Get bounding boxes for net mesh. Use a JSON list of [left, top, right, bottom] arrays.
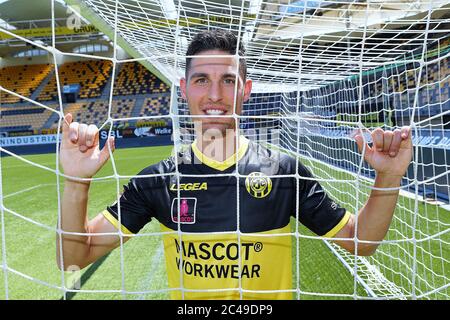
[[0, 0, 449, 299]]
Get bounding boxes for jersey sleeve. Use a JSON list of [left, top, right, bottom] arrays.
[[294, 161, 350, 237], [104, 175, 155, 235]]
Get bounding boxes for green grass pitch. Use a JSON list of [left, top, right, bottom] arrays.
[[0, 145, 447, 299]]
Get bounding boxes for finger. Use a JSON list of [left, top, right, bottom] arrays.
[[355, 134, 373, 162], [69, 121, 80, 143], [372, 128, 384, 152], [78, 123, 88, 152], [401, 126, 413, 149], [383, 131, 394, 154], [86, 124, 99, 148], [355, 134, 364, 153], [401, 126, 411, 139], [388, 129, 402, 157], [99, 136, 115, 166], [62, 113, 73, 139]]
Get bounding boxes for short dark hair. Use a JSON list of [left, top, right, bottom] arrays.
[[185, 29, 247, 80]]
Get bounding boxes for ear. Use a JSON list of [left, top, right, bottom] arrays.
[[243, 78, 252, 102], [180, 77, 187, 100]]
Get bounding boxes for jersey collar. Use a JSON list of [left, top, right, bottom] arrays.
[[191, 135, 249, 171]]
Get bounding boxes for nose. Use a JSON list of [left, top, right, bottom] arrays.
[[208, 81, 222, 102]]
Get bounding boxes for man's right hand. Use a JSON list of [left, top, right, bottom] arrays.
[[60, 113, 115, 182]]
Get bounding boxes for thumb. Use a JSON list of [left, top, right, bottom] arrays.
[[355, 134, 373, 163], [99, 136, 115, 166]]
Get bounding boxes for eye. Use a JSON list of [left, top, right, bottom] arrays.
[[195, 78, 208, 84], [224, 78, 235, 85]]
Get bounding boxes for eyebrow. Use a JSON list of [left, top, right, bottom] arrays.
[[222, 73, 239, 78], [189, 72, 240, 81], [189, 72, 208, 80]]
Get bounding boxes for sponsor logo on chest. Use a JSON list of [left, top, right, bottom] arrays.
[[171, 197, 197, 224], [170, 182, 208, 191], [245, 172, 272, 198]]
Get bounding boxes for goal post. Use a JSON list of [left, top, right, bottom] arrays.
[[0, 0, 449, 300]]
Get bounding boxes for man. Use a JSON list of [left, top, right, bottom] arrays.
[[57, 30, 413, 299]]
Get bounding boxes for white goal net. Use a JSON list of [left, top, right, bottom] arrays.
[[0, 0, 449, 300]]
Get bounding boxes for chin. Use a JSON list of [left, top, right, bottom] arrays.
[[201, 124, 234, 138]]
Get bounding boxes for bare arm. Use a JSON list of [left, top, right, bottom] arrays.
[[333, 126, 413, 256], [333, 174, 403, 256], [56, 181, 130, 270], [56, 113, 125, 270]]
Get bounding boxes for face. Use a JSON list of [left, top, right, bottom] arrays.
[[180, 49, 252, 136]]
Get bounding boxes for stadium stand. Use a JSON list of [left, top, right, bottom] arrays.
[[0, 105, 57, 132], [37, 60, 112, 101], [306, 51, 450, 122], [113, 62, 169, 96], [139, 96, 170, 116], [0, 64, 53, 103], [1, 50, 447, 135], [46, 98, 137, 129]]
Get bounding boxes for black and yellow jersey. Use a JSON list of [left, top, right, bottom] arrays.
[[103, 136, 350, 300]]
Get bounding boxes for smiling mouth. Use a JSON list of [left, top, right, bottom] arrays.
[[204, 109, 226, 116]]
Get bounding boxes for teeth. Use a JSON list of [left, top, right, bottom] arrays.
[[205, 109, 225, 115]]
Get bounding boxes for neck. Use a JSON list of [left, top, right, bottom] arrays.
[[195, 129, 238, 162]]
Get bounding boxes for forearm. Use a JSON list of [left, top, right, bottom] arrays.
[[56, 180, 92, 270], [342, 125, 412, 256], [355, 173, 402, 252]]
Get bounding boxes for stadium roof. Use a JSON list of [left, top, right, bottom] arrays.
[[0, 1, 95, 54], [1, 0, 450, 92], [0, 0, 68, 21]]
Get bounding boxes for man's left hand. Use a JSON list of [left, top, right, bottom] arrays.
[[355, 126, 413, 177]]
